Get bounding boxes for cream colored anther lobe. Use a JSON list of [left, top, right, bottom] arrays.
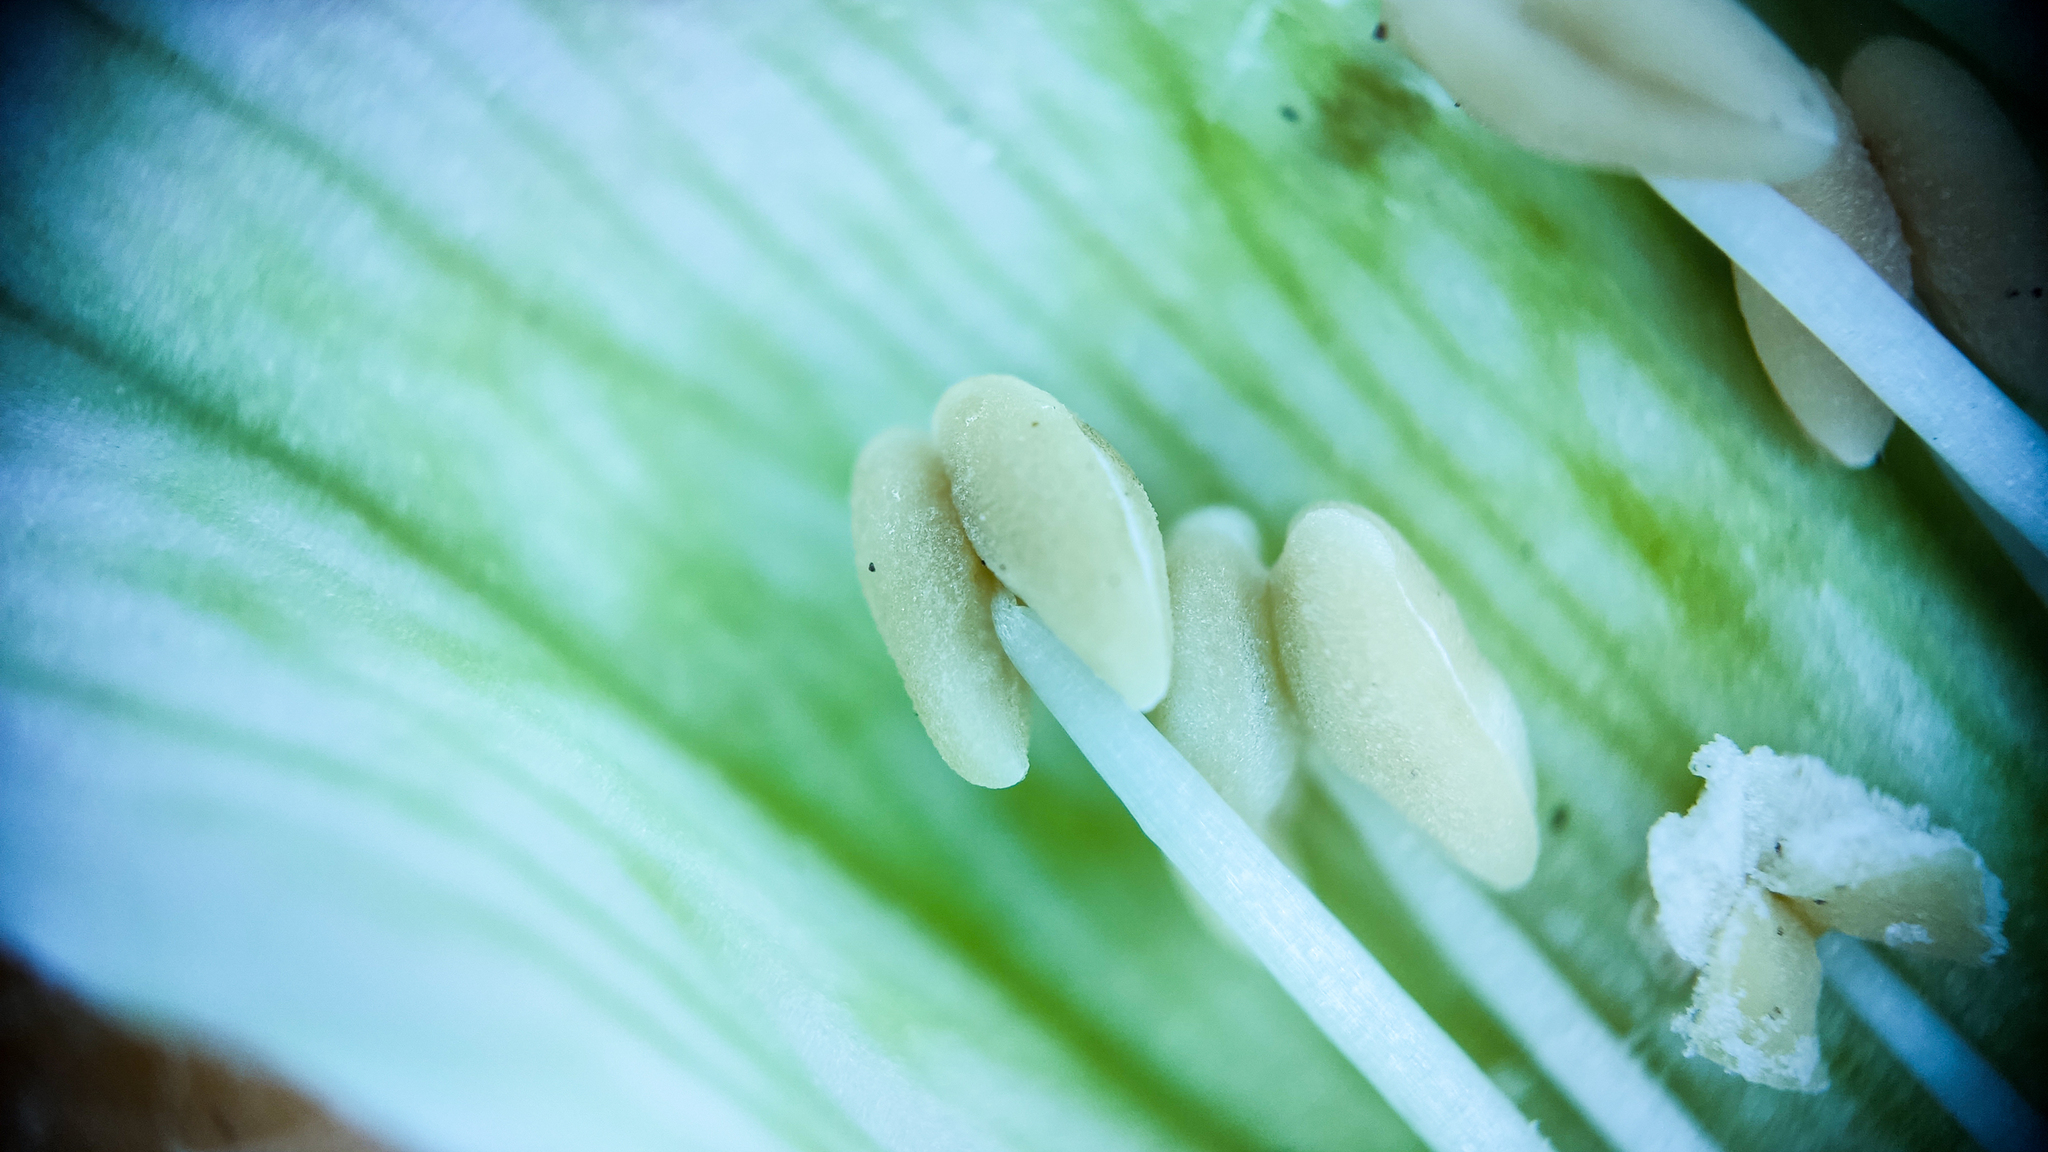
[[1735, 79, 1910, 467], [1678, 883, 1827, 1093], [1382, 0, 1836, 181], [852, 428, 1030, 788], [1152, 507, 1299, 830], [933, 375, 1172, 712], [1842, 38, 2048, 424], [1270, 502, 1538, 890]]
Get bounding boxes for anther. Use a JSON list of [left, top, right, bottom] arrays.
[[1842, 38, 2048, 425], [1270, 502, 1538, 890], [933, 375, 1173, 712], [852, 428, 1031, 788], [1152, 507, 1299, 831], [1734, 78, 1909, 467], [1380, 0, 1835, 181]]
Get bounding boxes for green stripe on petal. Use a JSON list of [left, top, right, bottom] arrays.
[[2, 1, 2042, 1151]]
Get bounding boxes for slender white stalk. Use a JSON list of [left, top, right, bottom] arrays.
[[1816, 935, 2047, 1152], [1648, 178, 2048, 553], [1935, 455, 2048, 605], [1316, 763, 1722, 1152], [992, 598, 1551, 1152]]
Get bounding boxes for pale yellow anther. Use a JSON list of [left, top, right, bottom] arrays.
[[1382, 0, 1836, 182], [1270, 502, 1537, 890], [933, 375, 1172, 712], [852, 428, 1030, 788], [1842, 37, 2048, 424], [1735, 78, 1909, 467], [1152, 507, 1299, 831], [1677, 883, 1827, 1093]]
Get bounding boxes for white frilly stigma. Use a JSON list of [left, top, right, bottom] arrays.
[[1647, 738, 2008, 1090], [1677, 880, 1828, 1093]]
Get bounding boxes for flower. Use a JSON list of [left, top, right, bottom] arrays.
[[1, 2, 2040, 1150]]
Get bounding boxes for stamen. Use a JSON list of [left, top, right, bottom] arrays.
[[1270, 503, 1539, 890], [852, 428, 1031, 788], [1380, 0, 1835, 181], [992, 596, 1553, 1152], [934, 375, 1173, 711]]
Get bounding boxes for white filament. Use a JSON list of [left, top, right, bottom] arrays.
[[1318, 764, 1723, 1152], [992, 598, 1551, 1152], [1818, 935, 2047, 1152], [1648, 178, 2048, 553]]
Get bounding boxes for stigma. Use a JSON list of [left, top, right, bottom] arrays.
[[1647, 738, 2007, 1091]]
